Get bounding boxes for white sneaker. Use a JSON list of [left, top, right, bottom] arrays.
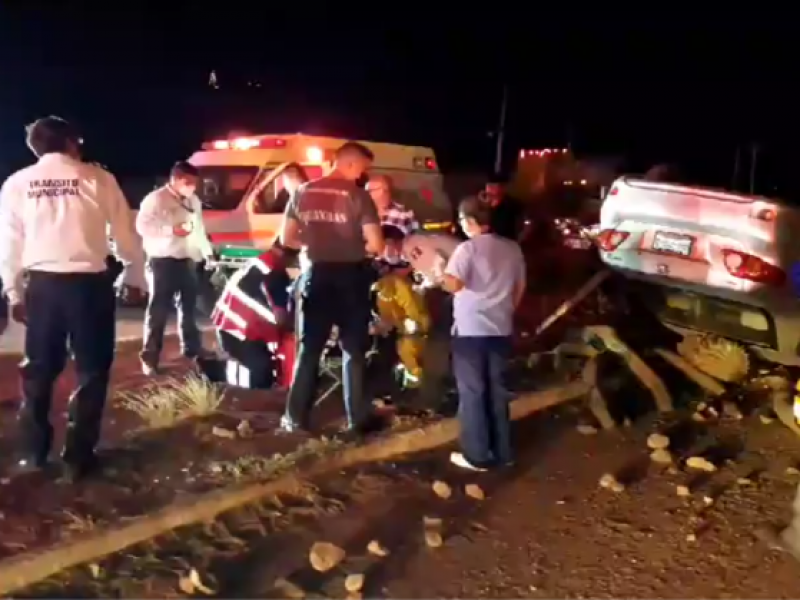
[[450, 452, 488, 472]]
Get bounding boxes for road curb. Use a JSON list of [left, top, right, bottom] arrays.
[[0, 381, 588, 596]]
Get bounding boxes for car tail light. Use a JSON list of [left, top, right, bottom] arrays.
[[721, 249, 785, 286], [607, 186, 619, 196], [596, 229, 629, 252], [750, 206, 776, 222]]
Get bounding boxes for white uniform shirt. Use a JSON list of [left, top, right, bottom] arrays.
[[135, 185, 214, 262], [0, 153, 145, 305]]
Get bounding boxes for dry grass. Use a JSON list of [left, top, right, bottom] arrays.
[[117, 374, 225, 429], [207, 437, 347, 482]]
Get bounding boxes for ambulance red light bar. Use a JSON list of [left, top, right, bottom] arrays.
[[203, 137, 288, 151]]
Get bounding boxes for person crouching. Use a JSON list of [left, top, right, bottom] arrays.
[[210, 242, 295, 389]]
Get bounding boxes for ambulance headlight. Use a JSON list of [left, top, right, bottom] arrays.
[[306, 147, 324, 163]]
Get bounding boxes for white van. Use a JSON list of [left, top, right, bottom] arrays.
[[598, 177, 800, 365]]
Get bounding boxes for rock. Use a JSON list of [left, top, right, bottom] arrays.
[[577, 424, 598, 435], [423, 516, 443, 529], [599, 473, 617, 489], [211, 426, 236, 439], [686, 456, 717, 472], [707, 407, 719, 418], [178, 569, 215, 595], [88, 563, 101, 578], [676, 485, 691, 497], [759, 414, 775, 425], [691, 412, 706, 423], [273, 577, 306, 599], [432, 480, 452, 499], [786, 467, 800, 476], [345, 574, 365, 592], [309, 542, 346, 572], [647, 433, 670, 450], [697, 401, 708, 412], [686, 533, 697, 542], [424, 529, 443, 548], [610, 481, 625, 493], [702, 496, 714, 506], [667, 466, 680, 475], [236, 420, 253, 438], [465, 483, 485, 500], [367, 539, 389, 557], [737, 477, 754, 486], [650, 449, 673, 464]]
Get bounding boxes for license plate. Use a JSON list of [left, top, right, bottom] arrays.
[[652, 232, 694, 256]]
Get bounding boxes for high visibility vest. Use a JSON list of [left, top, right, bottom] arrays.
[[211, 252, 290, 343]]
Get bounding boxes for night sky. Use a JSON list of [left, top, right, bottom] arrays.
[[0, 6, 798, 196]]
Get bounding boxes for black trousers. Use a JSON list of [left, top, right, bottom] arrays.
[[285, 261, 373, 428], [19, 271, 116, 464], [217, 330, 275, 389], [142, 257, 201, 362]]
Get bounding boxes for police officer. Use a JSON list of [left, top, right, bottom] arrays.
[[0, 116, 145, 480], [136, 161, 216, 375], [279, 142, 385, 434]]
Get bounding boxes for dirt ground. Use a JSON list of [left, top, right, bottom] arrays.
[[15, 395, 800, 599], [0, 332, 360, 564]]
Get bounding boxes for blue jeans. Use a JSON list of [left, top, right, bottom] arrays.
[[451, 335, 513, 466]]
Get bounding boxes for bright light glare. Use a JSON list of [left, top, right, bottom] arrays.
[[306, 146, 324, 163]]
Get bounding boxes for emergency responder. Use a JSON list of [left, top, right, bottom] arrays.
[[211, 241, 295, 389], [0, 116, 144, 480], [372, 226, 430, 388], [136, 161, 216, 375], [279, 141, 385, 435]]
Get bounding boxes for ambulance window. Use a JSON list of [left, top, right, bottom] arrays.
[[252, 166, 326, 214], [195, 166, 259, 211]]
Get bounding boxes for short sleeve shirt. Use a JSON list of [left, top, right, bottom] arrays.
[[284, 176, 379, 263]]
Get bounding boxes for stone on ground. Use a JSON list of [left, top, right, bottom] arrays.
[[647, 433, 670, 450], [367, 539, 390, 557], [309, 541, 346, 572], [465, 483, 485, 500], [345, 574, 365, 592], [432, 480, 452, 499]]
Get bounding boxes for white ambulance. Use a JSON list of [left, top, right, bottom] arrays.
[[187, 133, 453, 270]]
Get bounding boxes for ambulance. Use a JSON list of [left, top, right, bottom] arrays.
[[186, 133, 454, 271]]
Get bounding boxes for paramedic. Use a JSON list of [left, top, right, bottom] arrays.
[[279, 141, 385, 435], [372, 225, 430, 390], [211, 241, 295, 389], [136, 161, 216, 375], [0, 116, 144, 479]]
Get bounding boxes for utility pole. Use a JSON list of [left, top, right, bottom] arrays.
[[731, 145, 740, 190], [493, 84, 508, 176], [749, 143, 759, 194]]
